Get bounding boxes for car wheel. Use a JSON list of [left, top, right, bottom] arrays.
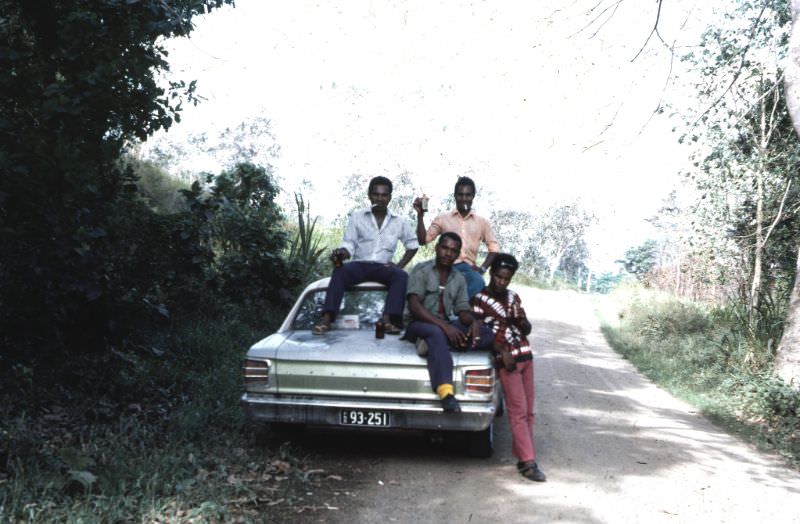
[[464, 423, 494, 458]]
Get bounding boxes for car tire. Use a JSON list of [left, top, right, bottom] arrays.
[[464, 423, 494, 458]]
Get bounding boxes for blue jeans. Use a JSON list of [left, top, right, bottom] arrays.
[[405, 319, 493, 391], [323, 261, 408, 321], [454, 262, 486, 299]]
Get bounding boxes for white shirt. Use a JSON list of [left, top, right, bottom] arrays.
[[340, 208, 419, 263]]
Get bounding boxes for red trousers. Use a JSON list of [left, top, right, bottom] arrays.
[[499, 359, 536, 463]]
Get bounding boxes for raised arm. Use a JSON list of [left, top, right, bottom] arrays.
[[478, 252, 497, 273], [413, 197, 428, 245], [478, 217, 500, 271]]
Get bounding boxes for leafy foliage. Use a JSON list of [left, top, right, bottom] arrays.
[[670, 0, 800, 308], [142, 114, 281, 181], [286, 194, 329, 288], [0, 0, 235, 361], [205, 163, 298, 305], [620, 240, 659, 282], [490, 203, 594, 284]]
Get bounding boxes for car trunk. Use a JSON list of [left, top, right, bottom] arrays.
[[273, 330, 486, 399]]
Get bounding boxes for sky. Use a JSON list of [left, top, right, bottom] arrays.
[[145, 0, 715, 272]]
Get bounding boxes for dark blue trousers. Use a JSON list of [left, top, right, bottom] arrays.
[[405, 319, 493, 391], [324, 261, 408, 320]]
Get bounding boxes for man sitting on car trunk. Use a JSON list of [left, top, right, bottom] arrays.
[[404, 232, 494, 412], [313, 176, 419, 335]]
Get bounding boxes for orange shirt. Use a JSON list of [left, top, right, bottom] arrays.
[[425, 209, 500, 265]]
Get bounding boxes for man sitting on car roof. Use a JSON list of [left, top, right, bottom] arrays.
[[313, 176, 419, 335], [404, 232, 494, 412]]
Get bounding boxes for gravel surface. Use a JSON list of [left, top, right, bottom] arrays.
[[283, 288, 800, 524]]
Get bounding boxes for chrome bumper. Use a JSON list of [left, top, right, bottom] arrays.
[[241, 393, 497, 432]]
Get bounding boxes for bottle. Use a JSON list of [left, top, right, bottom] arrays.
[[375, 321, 385, 339]]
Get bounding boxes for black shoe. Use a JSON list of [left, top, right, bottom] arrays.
[[519, 461, 546, 482], [441, 394, 461, 413]]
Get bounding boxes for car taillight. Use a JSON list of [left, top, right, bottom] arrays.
[[243, 358, 270, 387], [465, 368, 494, 393]]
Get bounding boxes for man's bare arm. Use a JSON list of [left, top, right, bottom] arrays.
[[396, 248, 418, 269]]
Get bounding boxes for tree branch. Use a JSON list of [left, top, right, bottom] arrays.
[[691, 0, 774, 127], [763, 179, 792, 247], [631, 0, 665, 62], [572, 0, 624, 39]]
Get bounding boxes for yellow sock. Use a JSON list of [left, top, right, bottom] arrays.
[[437, 383, 454, 399]]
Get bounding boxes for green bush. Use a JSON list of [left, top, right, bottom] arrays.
[[0, 0, 234, 364], [625, 298, 711, 339], [601, 285, 800, 465], [285, 193, 329, 289], [127, 158, 190, 214]]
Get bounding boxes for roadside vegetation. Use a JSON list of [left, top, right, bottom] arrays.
[[0, 158, 336, 521], [602, 0, 800, 468], [599, 285, 800, 466]]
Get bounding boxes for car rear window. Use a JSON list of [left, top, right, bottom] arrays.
[[292, 288, 388, 331]]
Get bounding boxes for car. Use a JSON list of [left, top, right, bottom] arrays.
[[241, 277, 501, 457]]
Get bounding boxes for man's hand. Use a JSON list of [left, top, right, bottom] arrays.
[[511, 303, 532, 334], [500, 350, 516, 372], [469, 319, 482, 348], [412, 197, 426, 215], [330, 248, 350, 263], [442, 323, 467, 348]]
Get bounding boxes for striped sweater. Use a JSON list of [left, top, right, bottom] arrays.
[[471, 288, 533, 362]]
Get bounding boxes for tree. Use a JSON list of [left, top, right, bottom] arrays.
[[490, 210, 538, 274], [777, 0, 800, 386], [621, 240, 659, 282], [204, 163, 296, 305], [531, 203, 595, 284], [141, 114, 281, 181], [677, 0, 797, 308], [0, 1, 234, 358]]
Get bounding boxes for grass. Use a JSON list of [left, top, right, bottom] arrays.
[[0, 307, 324, 523], [597, 285, 800, 467]]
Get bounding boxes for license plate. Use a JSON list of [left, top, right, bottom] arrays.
[[339, 409, 390, 427]]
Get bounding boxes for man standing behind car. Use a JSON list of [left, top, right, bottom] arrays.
[[404, 232, 494, 412], [313, 176, 419, 335], [413, 176, 500, 299]]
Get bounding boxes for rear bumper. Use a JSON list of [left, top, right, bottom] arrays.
[[241, 393, 497, 432]]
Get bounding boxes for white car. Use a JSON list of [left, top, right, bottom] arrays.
[[241, 278, 501, 457]]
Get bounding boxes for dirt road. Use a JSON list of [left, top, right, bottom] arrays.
[[286, 288, 800, 523]]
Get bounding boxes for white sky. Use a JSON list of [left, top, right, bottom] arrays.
[[149, 0, 714, 272]]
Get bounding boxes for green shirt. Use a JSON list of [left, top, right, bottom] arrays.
[[404, 259, 469, 322]]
